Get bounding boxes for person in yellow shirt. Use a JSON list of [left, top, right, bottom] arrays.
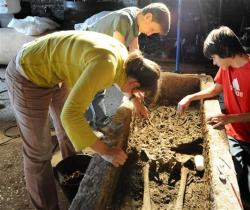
[[5, 30, 161, 210]]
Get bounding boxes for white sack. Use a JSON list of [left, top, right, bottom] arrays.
[[8, 16, 59, 35]]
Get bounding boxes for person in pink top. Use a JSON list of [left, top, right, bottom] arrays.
[[178, 26, 250, 208]]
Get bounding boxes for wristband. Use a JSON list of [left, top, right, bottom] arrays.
[[129, 94, 135, 101]]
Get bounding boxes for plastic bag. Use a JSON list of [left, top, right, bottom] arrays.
[[7, 16, 59, 35], [0, 0, 21, 14]]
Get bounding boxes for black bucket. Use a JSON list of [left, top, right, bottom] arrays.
[[54, 154, 92, 203]]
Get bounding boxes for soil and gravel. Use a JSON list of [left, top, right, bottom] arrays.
[[112, 106, 211, 210]]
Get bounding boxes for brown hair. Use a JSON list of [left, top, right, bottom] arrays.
[[203, 26, 246, 59], [125, 50, 161, 92], [141, 3, 171, 35]]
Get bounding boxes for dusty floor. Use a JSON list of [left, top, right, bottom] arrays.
[[112, 106, 210, 210], [0, 137, 70, 210], [0, 137, 31, 210]]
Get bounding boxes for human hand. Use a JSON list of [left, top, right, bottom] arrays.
[[129, 90, 149, 118], [104, 146, 128, 167], [132, 97, 149, 118], [177, 95, 192, 115], [206, 113, 230, 130], [132, 90, 145, 101], [91, 139, 127, 167]]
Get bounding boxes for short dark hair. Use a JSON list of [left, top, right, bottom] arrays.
[[203, 26, 246, 59], [125, 50, 160, 92], [141, 3, 171, 35]]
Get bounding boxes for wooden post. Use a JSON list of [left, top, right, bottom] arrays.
[[142, 162, 151, 210], [174, 167, 189, 210]]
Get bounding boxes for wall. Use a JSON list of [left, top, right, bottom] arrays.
[[30, 0, 64, 21], [29, 0, 137, 23]]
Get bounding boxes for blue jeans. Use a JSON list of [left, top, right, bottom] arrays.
[[84, 89, 111, 129], [228, 136, 250, 205]]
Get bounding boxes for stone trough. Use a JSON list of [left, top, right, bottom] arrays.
[[69, 72, 241, 210]]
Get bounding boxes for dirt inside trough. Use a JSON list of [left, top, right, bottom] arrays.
[[112, 106, 211, 210]]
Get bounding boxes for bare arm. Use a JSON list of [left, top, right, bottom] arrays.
[[129, 37, 139, 51], [113, 31, 125, 45], [113, 31, 139, 51], [178, 83, 223, 114], [207, 112, 250, 129], [228, 112, 250, 123], [186, 83, 222, 101]]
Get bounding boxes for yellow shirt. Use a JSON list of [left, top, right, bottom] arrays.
[[20, 30, 128, 151]]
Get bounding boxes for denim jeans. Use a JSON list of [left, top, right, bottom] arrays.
[[85, 89, 111, 129], [228, 135, 250, 206]]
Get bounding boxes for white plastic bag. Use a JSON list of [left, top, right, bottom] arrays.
[[74, 11, 110, 31], [7, 16, 59, 35], [0, 0, 21, 14]]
